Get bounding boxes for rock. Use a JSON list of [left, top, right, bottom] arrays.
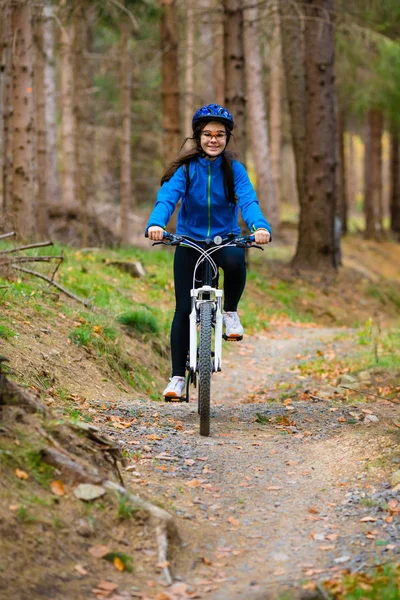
[[106, 260, 145, 278], [76, 518, 94, 537], [333, 555, 350, 564], [363, 414, 379, 424], [390, 470, 400, 487], [337, 374, 358, 385], [358, 371, 372, 382], [73, 483, 106, 501]]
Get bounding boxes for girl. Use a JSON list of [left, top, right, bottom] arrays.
[[146, 104, 271, 399]]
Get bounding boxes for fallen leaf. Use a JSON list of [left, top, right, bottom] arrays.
[[185, 479, 200, 488], [50, 480, 66, 496], [227, 516, 240, 527], [15, 468, 29, 480], [74, 564, 88, 576], [113, 557, 125, 572], [92, 581, 118, 596], [185, 459, 195, 466], [267, 486, 282, 491], [360, 516, 377, 523]]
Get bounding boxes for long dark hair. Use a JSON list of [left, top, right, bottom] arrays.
[[161, 123, 238, 204]]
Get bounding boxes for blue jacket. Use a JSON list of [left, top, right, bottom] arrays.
[[146, 154, 272, 239]]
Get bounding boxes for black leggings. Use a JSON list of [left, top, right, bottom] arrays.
[[170, 245, 246, 376]]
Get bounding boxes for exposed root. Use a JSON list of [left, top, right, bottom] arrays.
[[104, 480, 179, 585]]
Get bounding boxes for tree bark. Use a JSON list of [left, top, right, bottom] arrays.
[[223, 0, 246, 161], [120, 17, 132, 245], [198, 0, 214, 105], [213, 3, 225, 105], [278, 0, 306, 206], [243, 2, 277, 227], [11, 0, 36, 239], [364, 108, 383, 240], [160, 0, 181, 165], [390, 125, 400, 240], [337, 109, 348, 235], [183, 0, 194, 139], [292, 0, 338, 271], [0, 2, 12, 215], [34, 4, 48, 239], [43, 1, 60, 204], [60, 11, 76, 208], [269, 2, 282, 223]]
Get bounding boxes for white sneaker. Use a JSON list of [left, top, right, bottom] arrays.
[[223, 311, 244, 338], [163, 376, 186, 399]]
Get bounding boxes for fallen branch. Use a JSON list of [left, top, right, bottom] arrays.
[[0, 240, 53, 254], [0, 232, 16, 240], [104, 480, 178, 585], [13, 266, 92, 308], [339, 385, 400, 404], [8, 255, 63, 263]]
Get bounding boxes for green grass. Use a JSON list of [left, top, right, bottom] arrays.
[[323, 563, 400, 599], [117, 309, 159, 334], [0, 323, 16, 339]]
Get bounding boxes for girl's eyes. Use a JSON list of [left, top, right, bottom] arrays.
[[202, 132, 227, 140]]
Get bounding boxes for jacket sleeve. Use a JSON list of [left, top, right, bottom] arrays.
[[233, 161, 272, 237], [146, 166, 187, 231]]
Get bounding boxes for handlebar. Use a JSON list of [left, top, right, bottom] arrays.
[[145, 231, 263, 250]]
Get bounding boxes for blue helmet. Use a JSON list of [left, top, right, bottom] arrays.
[[192, 104, 234, 131]]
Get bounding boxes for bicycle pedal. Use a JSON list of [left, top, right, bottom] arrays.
[[164, 396, 188, 403], [223, 334, 243, 342]]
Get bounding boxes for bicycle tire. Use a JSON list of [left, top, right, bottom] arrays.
[[198, 302, 212, 436]]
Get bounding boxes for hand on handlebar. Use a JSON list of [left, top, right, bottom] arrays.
[[147, 226, 165, 241], [254, 229, 271, 245]]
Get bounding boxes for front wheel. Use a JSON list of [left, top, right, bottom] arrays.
[[198, 302, 212, 436]]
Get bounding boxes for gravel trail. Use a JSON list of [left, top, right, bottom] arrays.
[[95, 325, 400, 599]]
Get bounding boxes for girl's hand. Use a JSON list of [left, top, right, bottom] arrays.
[[254, 229, 271, 245], [148, 226, 165, 241]]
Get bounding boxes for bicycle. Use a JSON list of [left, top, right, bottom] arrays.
[[149, 232, 263, 437]]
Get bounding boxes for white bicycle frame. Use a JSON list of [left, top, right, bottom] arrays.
[[189, 285, 223, 374], [186, 239, 231, 376]]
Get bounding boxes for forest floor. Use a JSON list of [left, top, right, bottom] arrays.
[[0, 235, 400, 599]]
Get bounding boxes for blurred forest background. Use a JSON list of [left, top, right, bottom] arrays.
[[1, 0, 400, 270]]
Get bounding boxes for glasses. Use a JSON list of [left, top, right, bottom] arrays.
[[201, 131, 227, 140]]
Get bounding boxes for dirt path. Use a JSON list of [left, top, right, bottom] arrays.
[[96, 325, 400, 599]]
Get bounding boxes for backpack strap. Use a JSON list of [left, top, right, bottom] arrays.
[[183, 163, 191, 197]]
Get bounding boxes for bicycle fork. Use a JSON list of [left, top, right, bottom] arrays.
[[189, 285, 223, 374]]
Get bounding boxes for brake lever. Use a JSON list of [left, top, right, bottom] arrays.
[[152, 241, 169, 247]]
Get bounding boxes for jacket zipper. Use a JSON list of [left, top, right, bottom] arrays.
[[207, 164, 211, 236]]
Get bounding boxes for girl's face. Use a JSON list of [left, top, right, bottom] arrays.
[[200, 121, 228, 159]]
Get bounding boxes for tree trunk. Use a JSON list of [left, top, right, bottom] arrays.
[[183, 0, 194, 139], [0, 2, 12, 215], [337, 110, 348, 235], [269, 2, 282, 222], [243, 2, 277, 227], [364, 108, 383, 240], [198, 0, 214, 105], [213, 3, 225, 105], [292, 0, 338, 271], [43, 1, 60, 204], [390, 126, 400, 240], [346, 129, 357, 214], [11, 1, 36, 239], [60, 12, 76, 208], [278, 0, 306, 206], [120, 18, 132, 245], [34, 4, 48, 239], [223, 0, 246, 161], [160, 0, 181, 165]]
